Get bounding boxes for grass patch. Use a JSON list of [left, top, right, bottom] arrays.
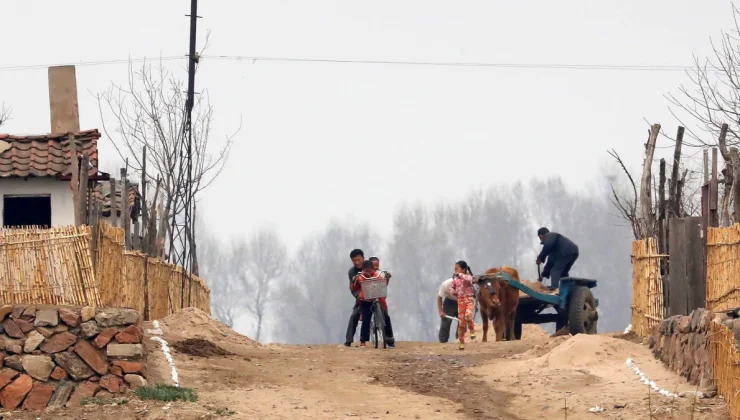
[[134, 384, 197, 402]]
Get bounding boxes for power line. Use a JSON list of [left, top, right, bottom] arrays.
[[202, 55, 712, 72], [0, 56, 186, 72], [0, 54, 721, 73]]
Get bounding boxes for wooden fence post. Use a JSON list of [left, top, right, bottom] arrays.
[[141, 147, 148, 255], [69, 135, 80, 226], [669, 126, 685, 218], [78, 153, 89, 226], [132, 182, 140, 251], [121, 168, 130, 250], [732, 147, 740, 222], [110, 178, 118, 228], [658, 159, 667, 275], [641, 125, 661, 238], [90, 201, 100, 276], [711, 147, 719, 228]]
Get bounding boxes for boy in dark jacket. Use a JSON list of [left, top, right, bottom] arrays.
[[535, 227, 579, 291]]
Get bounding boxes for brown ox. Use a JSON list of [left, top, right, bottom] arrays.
[[477, 266, 521, 342]]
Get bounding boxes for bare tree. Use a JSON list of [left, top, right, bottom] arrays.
[[607, 149, 644, 240], [666, 5, 740, 224], [96, 56, 240, 264], [196, 219, 242, 328], [0, 103, 10, 127], [666, 5, 740, 149], [607, 124, 703, 240], [229, 228, 287, 341], [387, 204, 454, 341]]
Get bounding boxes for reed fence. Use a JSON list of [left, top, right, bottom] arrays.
[[0, 226, 100, 306], [630, 225, 740, 419], [711, 322, 740, 420], [96, 221, 210, 319], [706, 224, 740, 312], [631, 238, 664, 337]]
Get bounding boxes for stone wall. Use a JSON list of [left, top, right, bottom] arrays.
[[0, 304, 146, 410], [648, 308, 715, 393]]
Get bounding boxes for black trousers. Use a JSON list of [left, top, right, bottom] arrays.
[[345, 300, 361, 344], [549, 252, 579, 290], [438, 298, 459, 343], [359, 301, 395, 344]]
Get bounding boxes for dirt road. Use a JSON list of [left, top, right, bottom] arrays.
[[6, 309, 730, 419]]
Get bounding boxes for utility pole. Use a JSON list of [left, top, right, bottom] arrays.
[[175, 0, 200, 309]]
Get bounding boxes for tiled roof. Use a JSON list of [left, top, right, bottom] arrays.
[[0, 129, 100, 178], [93, 181, 140, 218]]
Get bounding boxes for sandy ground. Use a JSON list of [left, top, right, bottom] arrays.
[[3, 309, 730, 419]]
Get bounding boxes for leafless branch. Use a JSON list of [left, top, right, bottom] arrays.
[[666, 6, 740, 150], [607, 149, 643, 240], [0, 103, 12, 127], [95, 57, 240, 261]]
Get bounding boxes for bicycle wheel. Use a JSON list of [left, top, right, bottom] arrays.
[[373, 301, 386, 349], [370, 317, 378, 348]]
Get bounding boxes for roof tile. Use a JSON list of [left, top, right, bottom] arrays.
[[0, 130, 100, 178]]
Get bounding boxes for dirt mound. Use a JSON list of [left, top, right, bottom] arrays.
[[507, 334, 645, 371], [158, 308, 259, 346], [537, 334, 641, 368], [172, 338, 234, 357], [521, 324, 550, 341], [512, 335, 570, 359]]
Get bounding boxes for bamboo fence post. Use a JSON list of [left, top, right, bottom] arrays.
[[631, 238, 664, 337]]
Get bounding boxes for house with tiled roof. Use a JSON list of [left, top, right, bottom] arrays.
[[0, 66, 138, 228], [0, 130, 104, 226]]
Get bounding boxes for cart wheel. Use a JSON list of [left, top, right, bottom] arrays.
[[568, 286, 598, 335]]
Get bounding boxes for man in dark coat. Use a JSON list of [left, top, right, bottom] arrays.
[[535, 227, 579, 291], [344, 249, 365, 347]]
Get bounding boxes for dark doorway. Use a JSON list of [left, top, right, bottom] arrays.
[[3, 195, 51, 227]]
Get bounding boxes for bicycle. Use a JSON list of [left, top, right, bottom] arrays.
[[368, 299, 386, 349], [359, 272, 389, 349]]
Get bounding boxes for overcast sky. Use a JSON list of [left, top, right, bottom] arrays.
[[1, 0, 734, 249]]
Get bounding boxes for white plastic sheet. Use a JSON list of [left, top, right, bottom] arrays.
[[150, 320, 179, 387]]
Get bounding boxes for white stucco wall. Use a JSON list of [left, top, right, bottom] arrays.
[[0, 178, 74, 226]]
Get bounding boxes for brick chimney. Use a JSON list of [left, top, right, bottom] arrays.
[[48, 65, 80, 133]]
